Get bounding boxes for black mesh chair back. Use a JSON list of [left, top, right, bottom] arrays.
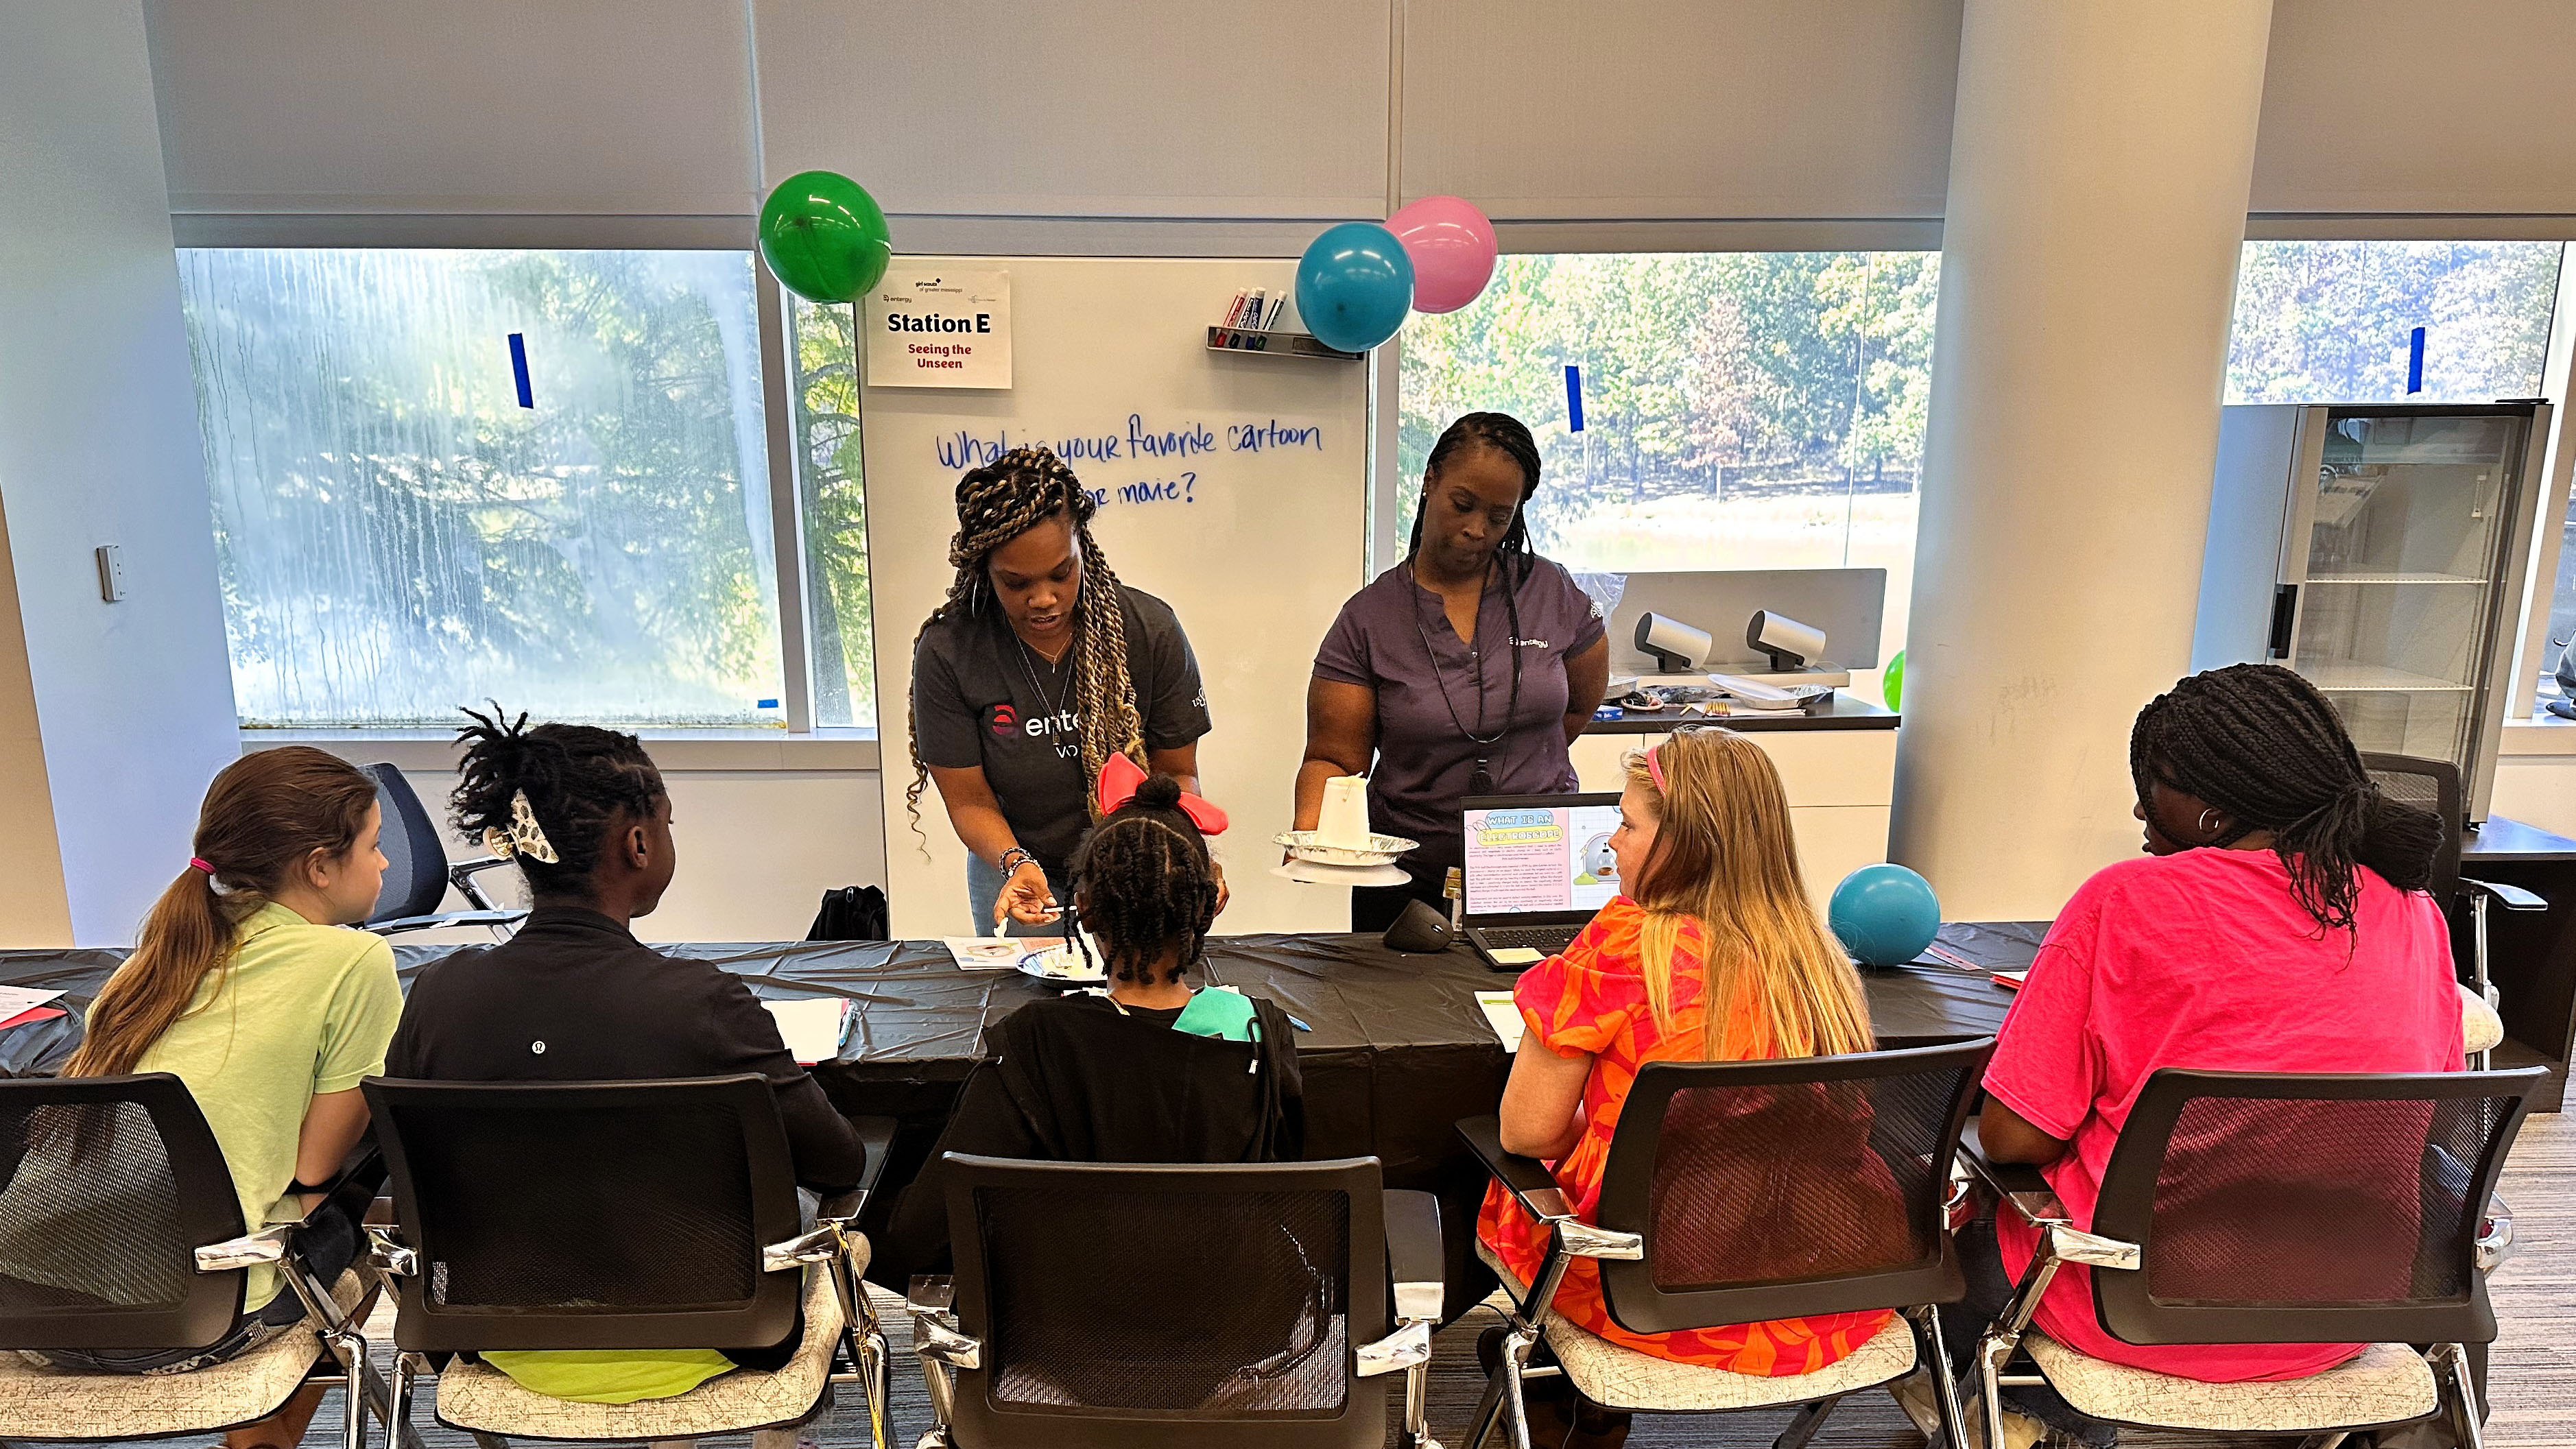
[[365, 1075, 802, 1354], [2089, 1066, 2540, 1348], [363, 763, 450, 924], [2361, 752, 2461, 906], [942, 1154, 1387, 1449], [1590, 1038, 1992, 1335], [0, 1075, 248, 1350]]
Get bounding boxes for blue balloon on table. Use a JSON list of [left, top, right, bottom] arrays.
[[1295, 221, 1414, 353], [1828, 863, 1942, 968]]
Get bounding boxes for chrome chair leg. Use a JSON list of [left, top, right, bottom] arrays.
[[1974, 1331, 2016, 1449], [1909, 1305, 1969, 1449], [318, 1326, 370, 1449], [1497, 1324, 1540, 1449], [2442, 1343, 2488, 1449], [1464, 1357, 1510, 1449]]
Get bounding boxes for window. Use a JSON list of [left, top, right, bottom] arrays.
[[787, 297, 876, 728], [2225, 241, 2560, 404], [1397, 251, 1940, 671], [180, 248, 785, 727]]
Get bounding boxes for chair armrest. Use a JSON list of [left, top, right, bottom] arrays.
[[195, 1223, 293, 1273], [1383, 1190, 1444, 1326], [363, 909, 527, 936], [365, 1225, 417, 1278], [2479, 1193, 2516, 1273], [447, 855, 521, 910], [1955, 1123, 2062, 1225], [1458, 1114, 1569, 1220], [905, 1276, 981, 1368], [2462, 876, 2547, 911], [1354, 1319, 1433, 1378]]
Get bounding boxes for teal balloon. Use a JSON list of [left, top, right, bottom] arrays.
[[1828, 863, 1941, 968], [1296, 222, 1414, 353], [1883, 648, 1907, 712], [759, 170, 892, 304]]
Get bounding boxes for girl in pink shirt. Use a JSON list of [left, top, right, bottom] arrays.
[[1961, 664, 2457, 1446]]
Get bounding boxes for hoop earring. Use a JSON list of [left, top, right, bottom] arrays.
[[2196, 808, 2223, 836]]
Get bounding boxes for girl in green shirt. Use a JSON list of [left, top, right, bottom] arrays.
[[11, 747, 396, 1449]]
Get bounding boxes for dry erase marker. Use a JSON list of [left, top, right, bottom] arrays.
[[1219, 288, 1248, 345], [1237, 288, 1265, 348]]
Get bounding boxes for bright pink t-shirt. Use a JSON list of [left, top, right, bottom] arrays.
[[1984, 847, 2461, 1382]]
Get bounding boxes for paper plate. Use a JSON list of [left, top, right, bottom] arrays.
[[1013, 935, 1108, 986], [1269, 859, 1414, 887], [1273, 830, 1418, 867]]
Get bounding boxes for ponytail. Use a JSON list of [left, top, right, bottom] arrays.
[[68, 747, 378, 1077]]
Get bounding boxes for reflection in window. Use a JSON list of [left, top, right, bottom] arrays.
[[180, 249, 783, 727], [787, 298, 875, 729], [1397, 252, 1939, 667]]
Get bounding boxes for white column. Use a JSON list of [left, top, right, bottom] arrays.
[[1890, 0, 2275, 920]]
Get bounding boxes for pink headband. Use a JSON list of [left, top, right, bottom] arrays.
[[1644, 744, 1667, 794]]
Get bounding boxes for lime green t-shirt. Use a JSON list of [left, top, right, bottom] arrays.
[[136, 902, 403, 1310]]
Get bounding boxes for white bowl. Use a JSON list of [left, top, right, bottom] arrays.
[[1274, 830, 1418, 867]]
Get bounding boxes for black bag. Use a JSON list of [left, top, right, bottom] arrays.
[[807, 885, 889, 942]]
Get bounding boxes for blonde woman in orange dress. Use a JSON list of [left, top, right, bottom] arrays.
[[1476, 726, 1891, 1448]]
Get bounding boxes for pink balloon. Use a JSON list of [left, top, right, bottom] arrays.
[[1386, 195, 1497, 315]]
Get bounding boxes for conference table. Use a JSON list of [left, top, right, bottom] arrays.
[[0, 923, 2036, 1319]]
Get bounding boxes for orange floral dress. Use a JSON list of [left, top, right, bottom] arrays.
[[1475, 898, 1898, 1376]]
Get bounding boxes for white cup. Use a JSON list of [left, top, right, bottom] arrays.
[[1315, 775, 1372, 849]]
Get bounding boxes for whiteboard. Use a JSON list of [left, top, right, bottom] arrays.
[[862, 257, 1368, 939]]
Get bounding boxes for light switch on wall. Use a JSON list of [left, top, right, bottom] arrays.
[[93, 545, 123, 603]]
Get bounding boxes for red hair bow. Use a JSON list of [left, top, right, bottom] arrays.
[[1095, 752, 1230, 836]]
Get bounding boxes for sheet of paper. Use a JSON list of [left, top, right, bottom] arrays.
[[944, 936, 1030, 970], [0, 986, 64, 1018], [1992, 970, 2028, 990], [763, 998, 850, 1065], [1477, 990, 1526, 1053]]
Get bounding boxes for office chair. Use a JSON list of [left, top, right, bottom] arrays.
[[908, 1155, 1445, 1448], [357, 763, 525, 939], [0, 1075, 379, 1446], [363, 1075, 894, 1448], [2361, 754, 2542, 1069], [1957, 1066, 2538, 1449], [1458, 1038, 1995, 1449]]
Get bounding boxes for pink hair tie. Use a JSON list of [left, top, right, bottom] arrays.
[[1644, 744, 1667, 794], [189, 857, 215, 876]]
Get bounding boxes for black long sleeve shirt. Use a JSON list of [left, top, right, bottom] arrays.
[[385, 907, 867, 1193]]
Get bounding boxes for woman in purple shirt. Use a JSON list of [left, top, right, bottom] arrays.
[[1298, 412, 1611, 931]]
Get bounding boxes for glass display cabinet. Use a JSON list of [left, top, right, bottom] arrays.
[[2193, 402, 2551, 822]]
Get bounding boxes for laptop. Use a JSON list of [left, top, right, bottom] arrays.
[[1459, 792, 1625, 970]]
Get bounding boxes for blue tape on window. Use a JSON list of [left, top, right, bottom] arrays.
[[509, 332, 534, 409], [756, 698, 780, 708], [2408, 326, 2426, 394], [1565, 364, 1584, 433]]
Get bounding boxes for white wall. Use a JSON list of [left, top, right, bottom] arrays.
[[392, 766, 886, 945], [0, 1, 241, 946]]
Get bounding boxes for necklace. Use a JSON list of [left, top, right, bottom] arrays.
[[1409, 556, 1525, 795], [1012, 629, 1077, 726]]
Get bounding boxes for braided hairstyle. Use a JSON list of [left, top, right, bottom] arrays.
[[452, 705, 666, 899], [906, 446, 1145, 840], [2129, 663, 2442, 933], [1066, 772, 1221, 986], [1408, 411, 1544, 590]]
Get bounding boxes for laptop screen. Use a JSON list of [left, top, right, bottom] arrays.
[[1461, 793, 1625, 921]]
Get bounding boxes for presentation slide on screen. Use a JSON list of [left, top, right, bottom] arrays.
[[1463, 804, 1623, 916]]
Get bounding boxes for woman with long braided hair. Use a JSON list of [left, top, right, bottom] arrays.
[[1300, 411, 1611, 930], [1952, 663, 2468, 1440], [909, 446, 1212, 933]]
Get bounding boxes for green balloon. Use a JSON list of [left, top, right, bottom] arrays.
[[1883, 649, 1907, 713], [759, 171, 892, 304]]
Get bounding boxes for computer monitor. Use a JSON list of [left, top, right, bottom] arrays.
[[1459, 793, 1625, 927]]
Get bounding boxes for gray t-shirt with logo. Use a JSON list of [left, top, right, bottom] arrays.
[[913, 584, 1211, 874]]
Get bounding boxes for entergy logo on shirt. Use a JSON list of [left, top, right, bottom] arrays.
[[986, 702, 1081, 760]]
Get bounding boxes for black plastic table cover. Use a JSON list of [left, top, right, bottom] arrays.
[[0, 924, 2041, 1318]]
